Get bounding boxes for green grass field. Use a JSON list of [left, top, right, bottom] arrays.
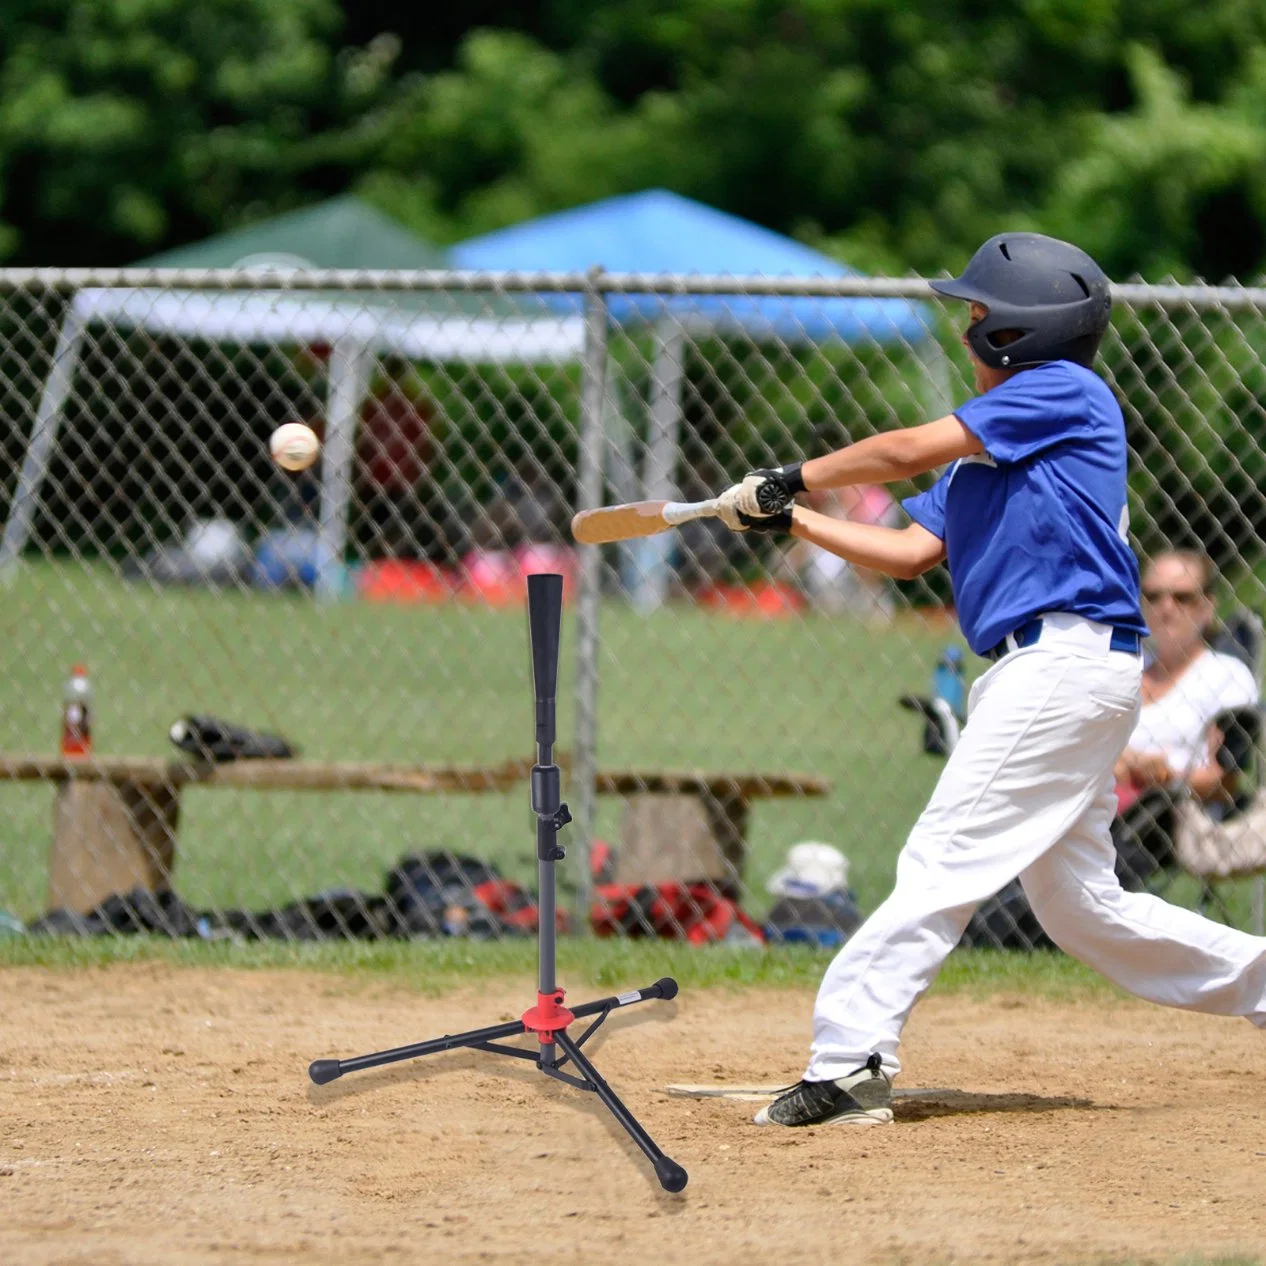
[[0, 559, 1259, 932], [0, 559, 949, 920], [0, 930, 1125, 1002]]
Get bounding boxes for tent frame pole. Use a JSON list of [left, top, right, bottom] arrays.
[[0, 310, 86, 578], [632, 318, 686, 613], [316, 337, 371, 601]]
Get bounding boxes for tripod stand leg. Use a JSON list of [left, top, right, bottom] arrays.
[[553, 1030, 688, 1193], [310, 579, 688, 1192], [309, 1017, 528, 1084], [567, 976, 678, 1023]]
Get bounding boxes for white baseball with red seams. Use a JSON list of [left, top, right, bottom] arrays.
[[270, 422, 320, 472]]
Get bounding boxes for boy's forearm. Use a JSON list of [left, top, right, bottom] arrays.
[[800, 432, 926, 489], [797, 416, 983, 490], [790, 508, 940, 580]]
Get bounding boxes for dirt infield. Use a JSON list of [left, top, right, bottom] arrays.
[[1, 966, 1263, 1265]]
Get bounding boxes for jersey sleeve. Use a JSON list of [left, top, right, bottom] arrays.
[[901, 470, 950, 542], [954, 365, 1086, 463]]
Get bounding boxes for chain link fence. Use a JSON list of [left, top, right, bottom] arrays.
[[0, 268, 1262, 947]]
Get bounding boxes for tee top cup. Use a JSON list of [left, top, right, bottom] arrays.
[[527, 573, 563, 750]]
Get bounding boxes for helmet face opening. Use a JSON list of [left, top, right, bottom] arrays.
[[931, 233, 1111, 369], [982, 324, 1029, 351]]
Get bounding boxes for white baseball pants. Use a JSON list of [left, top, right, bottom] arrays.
[[808, 614, 1266, 1082]]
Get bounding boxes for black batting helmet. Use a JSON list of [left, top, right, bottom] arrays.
[[930, 233, 1112, 370]]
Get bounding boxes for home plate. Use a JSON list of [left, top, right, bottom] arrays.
[[665, 1083, 952, 1102], [666, 1083, 787, 1101]]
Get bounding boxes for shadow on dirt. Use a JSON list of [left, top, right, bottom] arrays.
[[893, 1087, 1094, 1121]]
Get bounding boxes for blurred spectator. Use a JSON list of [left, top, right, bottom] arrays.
[[469, 457, 570, 551], [1116, 550, 1258, 811], [282, 362, 449, 563], [1112, 549, 1260, 887], [460, 457, 576, 604], [353, 368, 437, 560], [784, 485, 903, 620]]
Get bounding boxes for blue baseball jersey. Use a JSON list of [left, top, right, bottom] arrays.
[[902, 360, 1148, 657]]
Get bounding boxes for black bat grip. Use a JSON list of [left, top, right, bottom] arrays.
[[527, 573, 564, 746]]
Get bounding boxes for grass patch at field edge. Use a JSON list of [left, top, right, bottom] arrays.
[[0, 936, 1124, 1002]]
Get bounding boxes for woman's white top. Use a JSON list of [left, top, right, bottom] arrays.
[[1130, 648, 1258, 775]]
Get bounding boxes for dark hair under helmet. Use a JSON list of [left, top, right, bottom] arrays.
[[929, 233, 1112, 370]]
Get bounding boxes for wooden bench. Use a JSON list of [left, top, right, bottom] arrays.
[[0, 755, 529, 915], [593, 769, 831, 886], [0, 755, 830, 915]]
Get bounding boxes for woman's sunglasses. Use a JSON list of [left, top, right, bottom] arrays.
[[1141, 587, 1206, 607]]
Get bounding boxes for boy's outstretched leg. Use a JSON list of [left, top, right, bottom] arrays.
[[1022, 787, 1266, 1026]]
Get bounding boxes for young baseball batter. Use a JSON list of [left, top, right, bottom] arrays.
[[715, 232, 1266, 1128]]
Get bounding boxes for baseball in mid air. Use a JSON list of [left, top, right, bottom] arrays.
[[270, 422, 320, 472]]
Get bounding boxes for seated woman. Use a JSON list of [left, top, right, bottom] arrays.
[[1112, 550, 1259, 887]]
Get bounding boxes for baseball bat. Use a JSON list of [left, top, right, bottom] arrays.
[[570, 498, 721, 545]]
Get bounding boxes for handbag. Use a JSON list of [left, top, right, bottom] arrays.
[[1173, 796, 1266, 879]]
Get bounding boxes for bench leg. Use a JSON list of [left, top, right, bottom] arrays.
[[703, 790, 749, 886], [613, 790, 751, 889], [48, 779, 181, 915]]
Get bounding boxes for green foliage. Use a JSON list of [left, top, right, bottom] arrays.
[[0, 0, 401, 263], [357, 29, 681, 244], [356, 1, 1266, 280], [4, 2, 1266, 277], [1045, 44, 1266, 280]]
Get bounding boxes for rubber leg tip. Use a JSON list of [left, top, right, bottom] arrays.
[[655, 1159, 688, 1192], [308, 1059, 342, 1085]]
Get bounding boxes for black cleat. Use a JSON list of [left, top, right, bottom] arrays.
[[753, 1053, 893, 1127]]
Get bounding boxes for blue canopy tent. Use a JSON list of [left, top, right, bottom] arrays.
[[452, 188, 929, 340], [453, 190, 942, 608]]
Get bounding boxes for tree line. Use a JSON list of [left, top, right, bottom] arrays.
[[1, 1, 1265, 279]]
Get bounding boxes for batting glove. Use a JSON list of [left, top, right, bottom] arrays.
[[714, 491, 750, 532], [731, 464, 807, 516], [737, 509, 793, 534], [719, 478, 754, 529]]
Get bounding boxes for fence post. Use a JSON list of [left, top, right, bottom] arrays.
[[629, 318, 686, 613], [571, 270, 609, 934]]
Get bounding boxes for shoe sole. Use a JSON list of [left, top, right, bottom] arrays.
[[753, 1104, 893, 1127]]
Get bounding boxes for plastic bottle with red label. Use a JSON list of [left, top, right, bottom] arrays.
[[61, 665, 92, 756]]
